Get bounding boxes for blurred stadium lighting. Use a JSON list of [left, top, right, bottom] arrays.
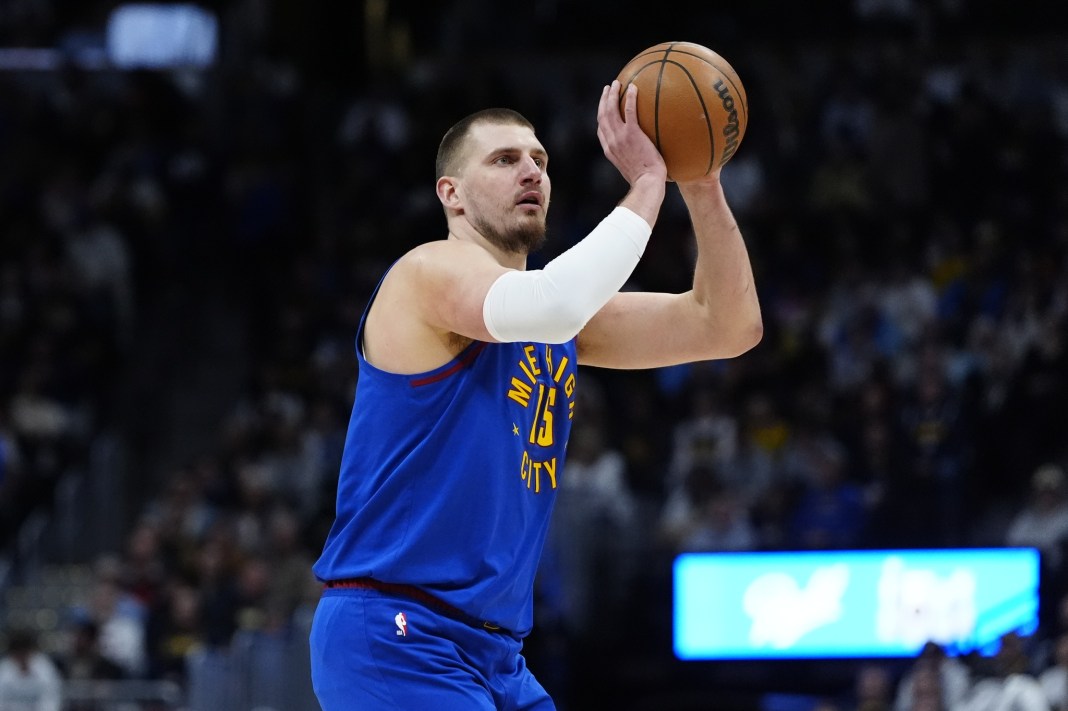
[[0, 3, 218, 71], [107, 3, 218, 69]]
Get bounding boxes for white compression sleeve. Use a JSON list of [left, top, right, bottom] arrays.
[[482, 206, 651, 344]]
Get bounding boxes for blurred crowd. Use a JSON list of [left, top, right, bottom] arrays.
[[2, 1, 1068, 709]]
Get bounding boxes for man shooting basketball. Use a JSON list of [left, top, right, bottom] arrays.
[[309, 79, 762, 710]]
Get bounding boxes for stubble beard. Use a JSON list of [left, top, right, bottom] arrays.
[[474, 213, 547, 256]]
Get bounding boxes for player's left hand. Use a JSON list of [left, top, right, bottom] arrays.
[[596, 81, 667, 187]]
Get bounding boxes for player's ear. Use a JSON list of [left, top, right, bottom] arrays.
[[437, 176, 462, 211]]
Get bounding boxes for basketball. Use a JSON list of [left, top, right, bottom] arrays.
[[616, 41, 748, 181]]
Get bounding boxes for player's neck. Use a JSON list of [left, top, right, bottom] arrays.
[[447, 224, 528, 270]]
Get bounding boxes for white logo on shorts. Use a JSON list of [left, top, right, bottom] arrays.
[[395, 612, 408, 637]]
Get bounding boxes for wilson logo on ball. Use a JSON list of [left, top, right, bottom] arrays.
[[714, 79, 741, 166]]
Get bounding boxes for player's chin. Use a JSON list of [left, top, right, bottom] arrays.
[[527, 208, 547, 223], [515, 223, 547, 253], [513, 209, 545, 228]]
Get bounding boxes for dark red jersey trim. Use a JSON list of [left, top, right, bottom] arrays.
[[409, 341, 488, 387], [323, 577, 508, 634]]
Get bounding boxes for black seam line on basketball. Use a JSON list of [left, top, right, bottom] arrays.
[[633, 48, 666, 59], [646, 47, 749, 125], [620, 60, 668, 90], [631, 43, 679, 61], [665, 59, 715, 176], [619, 60, 666, 136], [653, 56, 673, 152]]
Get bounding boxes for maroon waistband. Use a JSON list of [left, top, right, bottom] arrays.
[[323, 577, 509, 634]]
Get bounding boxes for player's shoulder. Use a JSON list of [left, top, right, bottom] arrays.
[[393, 238, 495, 278], [402, 237, 489, 261]]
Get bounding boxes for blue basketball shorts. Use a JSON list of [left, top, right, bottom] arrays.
[[310, 587, 556, 711]]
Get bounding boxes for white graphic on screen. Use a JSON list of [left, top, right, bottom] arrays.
[[742, 564, 850, 648], [876, 556, 977, 648]]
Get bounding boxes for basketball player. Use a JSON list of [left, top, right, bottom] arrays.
[[309, 80, 762, 710]]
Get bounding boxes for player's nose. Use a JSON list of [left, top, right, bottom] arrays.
[[518, 155, 542, 182]]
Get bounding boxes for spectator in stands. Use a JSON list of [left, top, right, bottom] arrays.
[[1000, 314, 1068, 479], [0, 414, 23, 544], [1039, 631, 1068, 711], [118, 520, 168, 611], [1006, 463, 1068, 568], [851, 663, 894, 711], [893, 642, 970, 711], [75, 556, 148, 680], [0, 627, 63, 711], [659, 462, 713, 551], [142, 474, 216, 570], [262, 506, 318, 628], [192, 531, 241, 650], [144, 578, 202, 685], [544, 417, 638, 641], [788, 439, 867, 550], [780, 386, 848, 491], [897, 343, 973, 545], [852, 418, 909, 547], [234, 555, 272, 634], [678, 479, 759, 553], [1005, 462, 1068, 629], [964, 631, 1047, 711], [666, 385, 739, 490], [56, 614, 124, 687]]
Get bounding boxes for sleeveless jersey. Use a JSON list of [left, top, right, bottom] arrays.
[[312, 278, 578, 637]]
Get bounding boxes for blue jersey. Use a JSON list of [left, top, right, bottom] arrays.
[[312, 283, 578, 637]]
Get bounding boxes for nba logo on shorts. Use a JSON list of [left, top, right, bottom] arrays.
[[395, 612, 408, 636]]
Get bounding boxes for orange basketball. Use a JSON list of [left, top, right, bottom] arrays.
[[616, 41, 748, 181]]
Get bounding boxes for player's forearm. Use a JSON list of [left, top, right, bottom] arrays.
[[678, 178, 763, 352]]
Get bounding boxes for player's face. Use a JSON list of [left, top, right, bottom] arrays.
[[459, 122, 551, 255]]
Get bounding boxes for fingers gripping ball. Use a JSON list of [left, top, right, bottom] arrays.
[[616, 41, 748, 181]]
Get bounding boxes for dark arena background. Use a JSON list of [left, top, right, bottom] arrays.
[[1, 1, 1068, 709]]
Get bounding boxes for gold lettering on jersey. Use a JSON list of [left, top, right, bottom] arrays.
[[507, 377, 533, 407], [534, 386, 556, 446], [544, 457, 557, 489], [517, 359, 537, 384], [523, 345, 542, 377], [507, 344, 576, 494], [553, 356, 568, 383], [520, 451, 557, 494]]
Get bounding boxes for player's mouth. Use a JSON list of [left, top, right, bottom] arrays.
[[516, 191, 544, 210]]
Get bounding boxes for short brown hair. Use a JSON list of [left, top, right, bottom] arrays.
[[435, 108, 534, 179]]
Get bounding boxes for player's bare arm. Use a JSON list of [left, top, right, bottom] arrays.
[[362, 240, 507, 374], [577, 79, 761, 369], [578, 172, 763, 370]]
